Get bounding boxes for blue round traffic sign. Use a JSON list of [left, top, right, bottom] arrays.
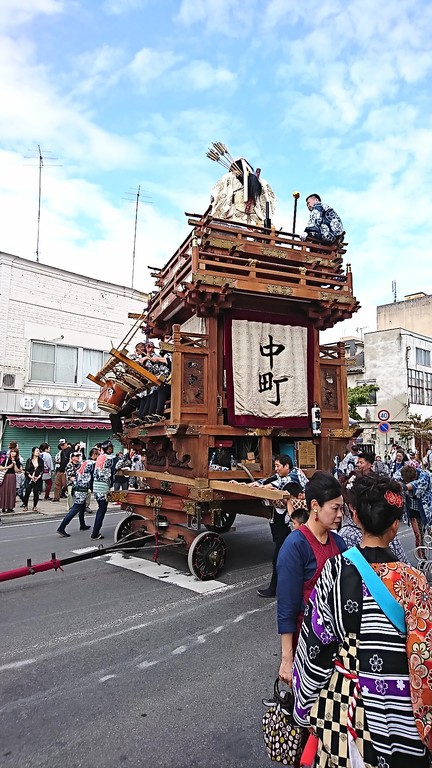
[[378, 422, 391, 433], [377, 409, 390, 421]]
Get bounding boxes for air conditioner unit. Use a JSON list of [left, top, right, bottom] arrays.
[[2, 373, 24, 390]]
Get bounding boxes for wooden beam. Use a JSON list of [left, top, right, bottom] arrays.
[[87, 373, 104, 386], [123, 469, 209, 488], [109, 348, 161, 385], [209, 480, 289, 500]]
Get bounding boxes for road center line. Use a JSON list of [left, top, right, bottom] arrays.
[[0, 658, 37, 671]]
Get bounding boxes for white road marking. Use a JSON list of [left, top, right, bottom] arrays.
[[104, 552, 228, 593], [71, 546, 99, 554], [99, 674, 117, 682], [0, 659, 36, 671], [0, 587, 274, 702], [71, 548, 228, 593], [136, 605, 274, 672]]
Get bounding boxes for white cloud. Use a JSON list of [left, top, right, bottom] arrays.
[[126, 48, 236, 93], [70, 45, 125, 96], [0, 148, 185, 291], [0, 37, 144, 172], [0, 0, 64, 29], [102, 0, 150, 14], [127, 48, 182, 89], [176, 0, 252, 34], [178, 61, 236, 91]]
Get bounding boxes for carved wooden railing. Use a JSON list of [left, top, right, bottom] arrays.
[[146, 214, 356, 327]]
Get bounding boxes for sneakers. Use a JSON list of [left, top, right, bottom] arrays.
[[80, 525, 91, 531], [91, 533, 104, 540], [50, 499, 60, 503], [257, 586, 276, 598], [57, 528, 70, 538]]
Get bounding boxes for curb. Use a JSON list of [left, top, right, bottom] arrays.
[[0, 503, 123, 525]]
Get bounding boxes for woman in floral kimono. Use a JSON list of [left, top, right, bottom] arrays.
[[293, 474, 432, 768]]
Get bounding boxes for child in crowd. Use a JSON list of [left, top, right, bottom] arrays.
[[284, 481, 308, 529]]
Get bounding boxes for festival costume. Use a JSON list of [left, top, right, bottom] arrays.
[[57, 458, 95, 532], [258, 470, 308, 595], [410, 468, 432, 528], [304, 201, 343, 243], [339, 518, 410, 564], [92, 452, 114, 537], [210, 170, 275, 226], [293, 548, 432, 768]]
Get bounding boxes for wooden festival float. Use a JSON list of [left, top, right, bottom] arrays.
[[90, 212, 360, 580]]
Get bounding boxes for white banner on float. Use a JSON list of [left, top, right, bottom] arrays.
[[231, 320, 308, 419]]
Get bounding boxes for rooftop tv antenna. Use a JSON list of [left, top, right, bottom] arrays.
[[355, 326, 368, 340], [122, 185, 152, 288], [392, 280, 397, 303], [25, 145, 61, 262]]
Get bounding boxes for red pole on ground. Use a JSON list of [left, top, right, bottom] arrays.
[[0, 558, 62, 582]]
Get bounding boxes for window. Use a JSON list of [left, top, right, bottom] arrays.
[[416, 348, 431, 367], [425, 372, 432, 407], [408, 369, 425, 405], [30, 342, 107, 386]]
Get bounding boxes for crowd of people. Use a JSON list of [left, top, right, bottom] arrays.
[[0, 438, 146, 539], [255, 441, 432, 768], [334, 442, 432, 548]]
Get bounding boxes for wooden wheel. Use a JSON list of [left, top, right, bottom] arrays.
[[113, 514, 149, 550], [205, 510, 236, 533], [187, 531, 227, 580]]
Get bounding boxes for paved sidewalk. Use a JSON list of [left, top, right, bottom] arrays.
[[0, 496, 121, 523]]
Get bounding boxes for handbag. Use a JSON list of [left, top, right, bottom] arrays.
[[0, 465, 8, 485], [262, 678, 304, 766]]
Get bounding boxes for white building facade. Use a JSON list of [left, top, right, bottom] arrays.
[[0, 252, 146, 458], [346, 327, 432, 455]]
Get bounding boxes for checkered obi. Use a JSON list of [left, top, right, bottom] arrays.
[[309, 634, 375, 768]]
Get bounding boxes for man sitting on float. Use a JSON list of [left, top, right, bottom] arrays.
[[130, 335, 172, 425]]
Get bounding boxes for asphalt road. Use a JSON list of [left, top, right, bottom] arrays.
[[0, 512, 281, 768], [0, 514, 416, 768]]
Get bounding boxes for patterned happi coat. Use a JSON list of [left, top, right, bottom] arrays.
[[293, 548, 432, 768], [73, 459, 96, 505]]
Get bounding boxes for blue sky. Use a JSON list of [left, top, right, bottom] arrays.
[[1, 0, 432, 340]]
